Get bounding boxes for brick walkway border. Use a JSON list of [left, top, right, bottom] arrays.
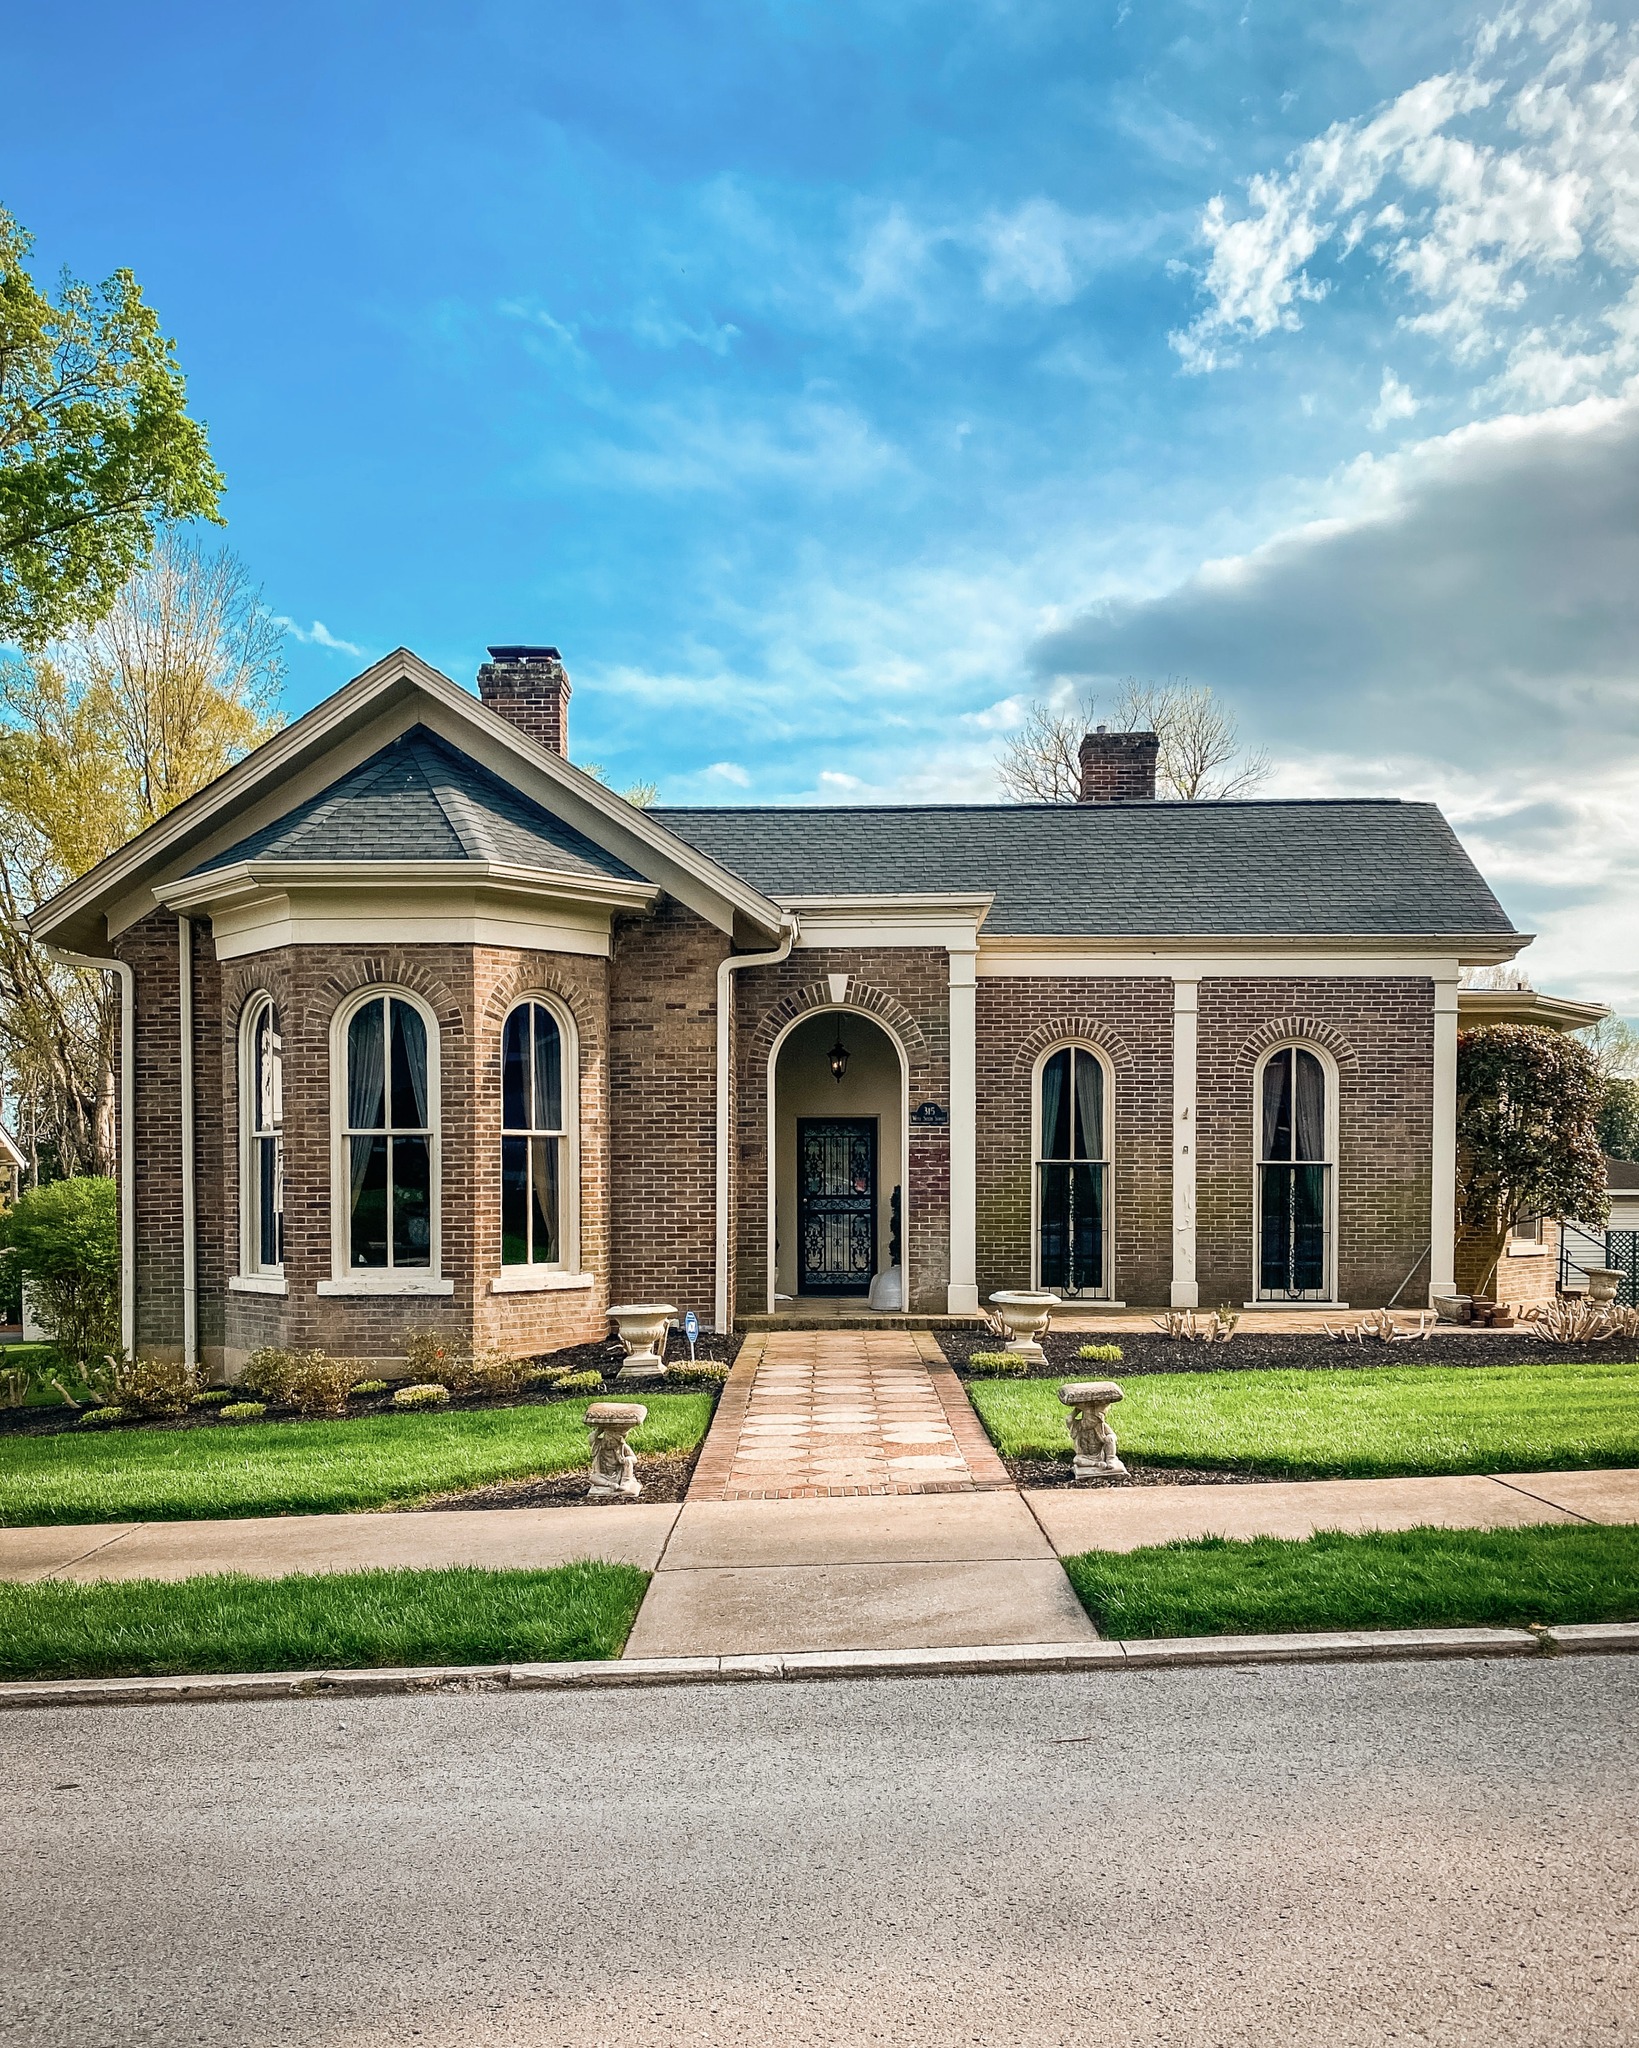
[[910, 1329, 1011, 1490]]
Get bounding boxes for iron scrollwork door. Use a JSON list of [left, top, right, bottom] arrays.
[[797, 1118, 877, 1295]]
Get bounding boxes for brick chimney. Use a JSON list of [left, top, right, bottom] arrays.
[[476, 645, 571, 756], [1078, 726, 1159, 802]]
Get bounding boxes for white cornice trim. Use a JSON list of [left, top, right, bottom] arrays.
[[780, 893, 993, 952], [29, 647, 784, 947], [1456, 987, 1609, 1031], [978, 932, 1528, 978], [156, 860, 658, 918]]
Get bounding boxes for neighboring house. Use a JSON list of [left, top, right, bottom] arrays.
[[30, 647, 1529, 1376], [1604, 1157, 1639, 1233], [0, 1122, 23, 1209]]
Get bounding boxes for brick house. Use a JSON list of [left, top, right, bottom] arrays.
[[31, 647, 1529, 1376]]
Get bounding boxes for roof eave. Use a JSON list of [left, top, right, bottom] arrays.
[[156, 860, 662, 917]]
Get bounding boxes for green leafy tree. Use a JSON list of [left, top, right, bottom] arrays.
[[1456, 1025, 1608, 1295], [1, 208, 223, 647], [0, 1175, 119, 1373], [1599, 1077, 1639, 1161]]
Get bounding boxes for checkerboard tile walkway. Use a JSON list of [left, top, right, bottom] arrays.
[[688, 1329, 1010, 1502]]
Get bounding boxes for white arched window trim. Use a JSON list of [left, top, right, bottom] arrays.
[[491, 991, 591, 1294], [1029, 1041, 1117, 1301], [1250, 1039, 1341, 1305], [319, 985, 452, 1297], [231, 992, 287, 1296]]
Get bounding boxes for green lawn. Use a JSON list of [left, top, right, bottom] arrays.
[[0, 1394, 713, 1526], [968, 1358, 1639, 1480], [1063, 1521, 1639, 1639], [0, 1562, 649, 1680]]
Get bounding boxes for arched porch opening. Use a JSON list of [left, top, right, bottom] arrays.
[[767, 1007, 909, 1311]]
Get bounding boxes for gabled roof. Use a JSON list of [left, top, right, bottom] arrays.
[[195, 728, 643, 882], [652, 799, 1520, 942], [28, 649, 786, 951], [0, 1123, 24, 1172]]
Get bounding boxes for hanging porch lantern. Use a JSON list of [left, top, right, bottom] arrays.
[[827, 1035, 850, 1084]]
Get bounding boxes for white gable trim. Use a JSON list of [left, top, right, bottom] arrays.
[[30, 648, 783, 949]]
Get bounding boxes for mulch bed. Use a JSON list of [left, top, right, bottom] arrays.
[[937, 1328, 1639, 1380], [0, 1327, 740, 1441], [416, 1448, 702, 1511], [1005, 1454, 1284, 1490]]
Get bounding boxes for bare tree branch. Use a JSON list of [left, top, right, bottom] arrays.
[[998, 677, 1269, 803]]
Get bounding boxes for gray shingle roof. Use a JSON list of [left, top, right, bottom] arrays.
[[649, 800, 1517, 939], [195, 728, 643, 882]]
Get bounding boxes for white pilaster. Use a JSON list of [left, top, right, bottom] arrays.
[[1170, 978, 1200, 1308], [947, 944, 980, 1314], [1430, 978, 1460, 1302]]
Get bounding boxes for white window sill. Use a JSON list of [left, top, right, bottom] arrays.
[[490, 1269, 594, 1295], [318, 1275, 455, 1297], [229, 1273, 287, 1296], [1505, 1242, 1549, 1257]]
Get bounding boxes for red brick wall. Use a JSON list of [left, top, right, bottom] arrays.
[[1195, 978, 1434, 1308], [607, 897, 729, 1319], [119, 921, 614, 1372], [976, 977, 1173, 1306], [733, 950, 951, 1315]]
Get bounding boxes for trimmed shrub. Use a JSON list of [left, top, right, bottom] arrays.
[[523, 1365, 567, 1389], [243, 1348, 355, 1418], [76, 1406, 127, 1429], [552, 1369, 604, 1395], [218, 1401, 267, 1423], [666, 1361, 729, 1385], [349, 1380, 390, 1398], [434, 1349, 532, 1400], [968, 1350, 1029, 1376], [399, 1329, 468, 1385], [114, 1355, 208, 1417], [392, 1382, 451, 1410], [1076, 1343, 1124, 1365], [192, 1388, 236, 1406], [0, 1178, 120, 1373]]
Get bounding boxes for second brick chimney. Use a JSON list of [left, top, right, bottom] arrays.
[[476, 645, 571, 756], [1078, 726, 1159, 803]]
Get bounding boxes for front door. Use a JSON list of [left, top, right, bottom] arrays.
[[797, 1118, 877, 1295]]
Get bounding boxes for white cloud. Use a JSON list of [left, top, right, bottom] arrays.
[[705, 759, 751, 786], [1370, 368, 1422, 429], [273, 617, 364, 658], [1173, 4, 1639, 388]]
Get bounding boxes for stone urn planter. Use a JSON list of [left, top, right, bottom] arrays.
[[607, 1303, 676, 1381], [987, 1289, 1061, 1360], [585, 1401, 647, 1500], [1059, 1380, 1127, 1480], [1583, 1266, 1624, 1305], [1432, 1293, 1472, 1324]]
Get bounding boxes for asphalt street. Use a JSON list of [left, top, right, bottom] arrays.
[[3, 1657, 1635, 2046]]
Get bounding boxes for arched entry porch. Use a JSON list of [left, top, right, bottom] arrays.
[[766, 1007, 909, 1312]]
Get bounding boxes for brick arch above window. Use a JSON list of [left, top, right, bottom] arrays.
[[1236, 1017, 1360, 1070], [225, 963, 296, 1031], [311, 957, 465, 1039], [748, 979, 928, 1063], [1011, 1019, 1136, 1076], [478, 961, 595, 1036]]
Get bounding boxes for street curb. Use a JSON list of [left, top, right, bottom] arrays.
[[2, 1619, 1636, 1710]]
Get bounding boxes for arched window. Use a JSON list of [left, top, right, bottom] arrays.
[[501, 1000, 569, 1267], [1036, 1045, 1110, 1296], [341, 991, 436, 1271], [242, 996, 283, 1274], [1257, 1045, 1333, 1299]]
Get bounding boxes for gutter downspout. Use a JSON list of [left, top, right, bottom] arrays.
[[48, 947, 136, 1359], [178, 917, 197, 1373], [714, 915, 797, 1333]]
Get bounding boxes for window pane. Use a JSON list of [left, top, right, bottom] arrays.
[[348, 1001, 386, 1133], [390, 1000, 429, 1130], [533, 1005, 563, 1131], [1261, 1048, 1292, 1162], [1040, 1049, 1072, 1160], [258, 1134, 283, 1268], [502, 1008, 529, 1132], [1293, 1049, 1326, 1161], [501, 1135, 529, 1265], [392, 1135, 432, 1266], [1260, 1163, 1328, 1295], [530, 1136, 560, 1264], [1039, 1161, 1105, 1294], [254, 1002, 283, 1134], [350, 1134, 388, 1266], [1071, 1051, 1103, 1162]]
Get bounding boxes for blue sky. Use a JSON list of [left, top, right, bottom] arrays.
[[5, 1, 1639, 999]]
